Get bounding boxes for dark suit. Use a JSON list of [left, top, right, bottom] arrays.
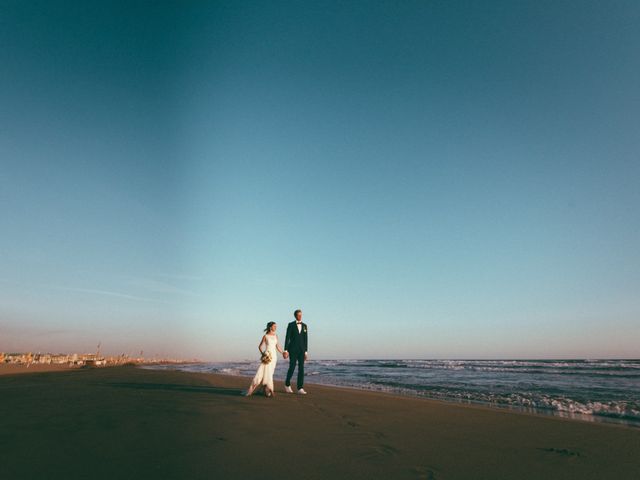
[[284, 320, 308, 388]]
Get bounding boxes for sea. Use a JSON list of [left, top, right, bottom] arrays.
[[143, 358, 640, 428]]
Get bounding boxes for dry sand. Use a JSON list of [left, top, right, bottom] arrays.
[[1, 366, 638, 479], [0, 363, 79, 375]]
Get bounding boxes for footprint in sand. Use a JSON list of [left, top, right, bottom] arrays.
[[357, 443, 399, 460], [340, 414, 361, 428], [377, 444, 398, 455], [539, 447, 582, 457], [413, 465, 440, 480]]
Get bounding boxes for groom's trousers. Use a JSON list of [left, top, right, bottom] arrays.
[[285, 351, 305, 388]]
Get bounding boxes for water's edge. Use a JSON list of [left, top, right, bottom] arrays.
[[142, 359, 640, 429]]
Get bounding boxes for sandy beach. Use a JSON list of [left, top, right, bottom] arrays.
[[0, 363, 80, 375], [1, 365, 638, 480]]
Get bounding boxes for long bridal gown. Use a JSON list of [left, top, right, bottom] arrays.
[[248, 334, 279, 394]]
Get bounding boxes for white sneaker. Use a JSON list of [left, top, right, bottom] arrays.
[[284, 385, 293, 393], [297, 388, 307, 395]]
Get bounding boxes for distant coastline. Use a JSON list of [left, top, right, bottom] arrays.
[[0, 351, 200, 369]]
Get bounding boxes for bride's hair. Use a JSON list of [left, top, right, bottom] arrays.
[[264, 321, 276, 333]]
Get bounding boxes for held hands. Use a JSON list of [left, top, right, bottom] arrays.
[[282, 351, 307, 360]]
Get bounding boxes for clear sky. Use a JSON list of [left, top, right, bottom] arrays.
[[1, 1, 639, 360]]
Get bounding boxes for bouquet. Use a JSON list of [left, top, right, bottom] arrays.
[[260, 350, 272, 364]]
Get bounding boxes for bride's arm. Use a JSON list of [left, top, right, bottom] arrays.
[[275, 335, 284, 354], [258, 335, 266, 353]]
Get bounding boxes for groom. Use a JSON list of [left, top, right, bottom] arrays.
[[283, 309, 308, 395]]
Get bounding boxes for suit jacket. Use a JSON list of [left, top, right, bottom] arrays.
[[284, 321, 308, 354]]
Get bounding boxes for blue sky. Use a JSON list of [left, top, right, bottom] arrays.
[[1, 1, 639, 360]]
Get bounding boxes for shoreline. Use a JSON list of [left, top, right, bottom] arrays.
[[5, 362, 637, 430], [141, 364, 640, 430]]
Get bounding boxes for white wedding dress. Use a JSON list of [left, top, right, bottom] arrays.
[[248, 334, 279, 394]]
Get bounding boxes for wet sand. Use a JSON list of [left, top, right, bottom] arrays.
[[1, 366, 638, 479]]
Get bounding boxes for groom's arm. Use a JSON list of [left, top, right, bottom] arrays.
[[284, 323, 291, 353], [304, 324, 308, 356]]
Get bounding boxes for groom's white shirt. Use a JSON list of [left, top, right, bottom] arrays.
[[296, 322, 307, 354]]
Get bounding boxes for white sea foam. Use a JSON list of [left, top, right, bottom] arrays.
[[219, 367, 241, 375]]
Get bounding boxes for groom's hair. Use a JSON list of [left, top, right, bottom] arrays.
[[293, 309, 302, 318]]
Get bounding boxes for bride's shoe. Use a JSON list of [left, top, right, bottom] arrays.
[[245, 384, 258, 396]]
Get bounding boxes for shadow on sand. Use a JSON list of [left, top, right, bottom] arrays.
[[101, 382, 244, 396]]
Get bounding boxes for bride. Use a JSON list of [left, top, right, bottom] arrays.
[[245, 321, 284, 397]]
